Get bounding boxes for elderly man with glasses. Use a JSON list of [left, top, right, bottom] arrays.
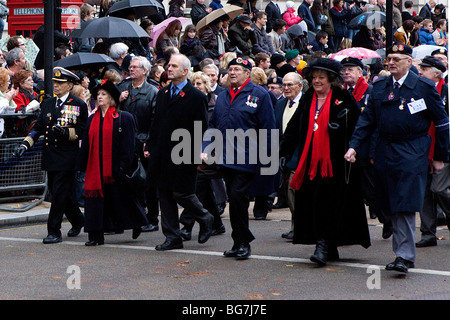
[[345, 43, 449, 273]]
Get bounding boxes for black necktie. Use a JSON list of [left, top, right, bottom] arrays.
[[288, 100, 295, 108], [393, 81, 400, 89], [348, 87, 354, 95], [57, 98, 63, 108]]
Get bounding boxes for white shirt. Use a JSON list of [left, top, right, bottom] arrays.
[[392, 71, 409, 87]]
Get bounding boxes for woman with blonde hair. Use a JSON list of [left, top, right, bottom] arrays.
[[250, 67, 268, 86], [0, 67, 19, 137], [219, 52, 236, 70]]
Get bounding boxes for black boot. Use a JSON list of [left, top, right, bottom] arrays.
[[310, 239, 328, 266], [85, 231, 104, 246]]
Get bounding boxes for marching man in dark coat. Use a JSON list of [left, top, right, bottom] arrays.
[[145, 53, 214, 251], [345, 43, 450, 273], [14, 67, 87, 244]]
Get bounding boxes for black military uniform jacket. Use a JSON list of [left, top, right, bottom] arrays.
[[24, 93, 88, 171]]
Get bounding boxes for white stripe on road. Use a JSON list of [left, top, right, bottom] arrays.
[[1, 236, 450, 277]]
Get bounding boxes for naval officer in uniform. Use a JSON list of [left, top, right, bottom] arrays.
[[345, 43, 450, 273], [14, 67, 87, 244]]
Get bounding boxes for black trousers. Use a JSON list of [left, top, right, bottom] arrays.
[[221, 167, 256, 245], [47, 170, 84, 237], [158, 188, 210, 242], [179, 175, 223, 231]]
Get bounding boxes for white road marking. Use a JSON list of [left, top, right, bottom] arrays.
[[1, 236, 450, 277]]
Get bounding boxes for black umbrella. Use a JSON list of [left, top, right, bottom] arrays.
[[70, 16, 150, 39], [106, 0, 165, 19], [54, 53, 115, 69], [347, 11, 386, 29]]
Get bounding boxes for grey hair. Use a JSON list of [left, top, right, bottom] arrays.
[[202, 63, 219, 75], [131, 56, 151, 77], [172, 53, 191, 75], [283, 72, 303, 85], [109, 42, 129, 60], [430, 66, 443, 78], [5, 48, 23, 67]]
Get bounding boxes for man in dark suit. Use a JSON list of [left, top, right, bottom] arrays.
[[14, 67, 87, 244], [202, 63, 225, 96], [276, 72, 303, 239], [145, 54, 214, 251], [265, 0, 282, 33]]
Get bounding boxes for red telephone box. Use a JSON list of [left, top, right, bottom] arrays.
[[7, 0, 84, 38]]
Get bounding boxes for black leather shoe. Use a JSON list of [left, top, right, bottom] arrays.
[[385, 257, 414, 273], [155, 240, 183, 251], [179, 228, 192, 241], [382, 224, 393, 239], [132, 228, 142, 240], [141, 224, 159, 232], [273, 201, 288, 209], [415, 238, 437, 248], [281, 231, 294, 240], [85, 239, 104, 246], [254, 216, 267, 220], [68, 226, 83, 237], [198, 214, 214, 244], [43, 234, 62, 244], [235, 243, 251, 260], [212, 225, 226, 236], [310, 239, 328, 266], [224, 245, 239, 257]]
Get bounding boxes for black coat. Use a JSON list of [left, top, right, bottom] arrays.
[[27, 94, 88, 171], [77, 110, 148, 232], [146, 81, 208, 193], [265, 1, 282, 33], [281, 87, 371, 248]]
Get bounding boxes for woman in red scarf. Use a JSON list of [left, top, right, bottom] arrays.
[[77, 80, 149, 246], [280, 58, 370, 266]]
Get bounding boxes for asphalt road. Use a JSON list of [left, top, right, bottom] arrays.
[[0, 204, 449, 307]]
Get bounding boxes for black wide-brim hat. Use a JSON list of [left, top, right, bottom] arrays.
[[92, 79, 121, 106], [302, 58, 343, 79]]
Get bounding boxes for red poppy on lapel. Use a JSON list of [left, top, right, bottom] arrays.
[[179, 91, 185, 98], [335, 99, 342, 105], [67, 98, 73, 103]]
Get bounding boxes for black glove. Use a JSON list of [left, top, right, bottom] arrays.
[[53, 125, 68, 138], [14, 144, 27, 158]]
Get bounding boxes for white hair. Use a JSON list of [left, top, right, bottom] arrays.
[[109, 42, 129, 60]]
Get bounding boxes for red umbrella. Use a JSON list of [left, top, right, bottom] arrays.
[[331, 47, 381, 60]]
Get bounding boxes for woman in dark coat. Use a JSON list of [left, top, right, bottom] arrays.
[[280, 58, 370, 266], [78, 80, 149, 246]]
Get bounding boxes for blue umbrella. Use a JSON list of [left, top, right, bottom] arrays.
[[348, 11, 386, 29]]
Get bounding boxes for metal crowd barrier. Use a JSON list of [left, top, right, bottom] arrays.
[[0, 135, 47, 212]]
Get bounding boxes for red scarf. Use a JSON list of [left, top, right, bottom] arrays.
[[85, 107, 116, 198], [290, 90, 334, 190], [345, 76, 369, 102], [428, 78, 446, 160], [332, 6, 343, 12], [229, 78, 250, 103]]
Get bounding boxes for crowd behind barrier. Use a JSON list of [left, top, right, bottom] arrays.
[[0, 0, 448, 272]]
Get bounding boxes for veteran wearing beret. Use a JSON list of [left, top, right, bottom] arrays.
[[14, 67, 87, 244], [345, 43, 450, 273]]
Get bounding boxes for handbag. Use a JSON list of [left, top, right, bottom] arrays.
[[118, 111, 147, 193]]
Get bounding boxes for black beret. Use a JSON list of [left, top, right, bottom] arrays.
[[270, 53, 286, 66], [236, 14, 252, 24], [268, 77, 283, 85], [419, 55, 447, 72], [386, 42, 413, 56], [431, 48, 448, 56], [303, 58, 343, 78], [340, 56, 364, 69], [228, 57, 252, 71]]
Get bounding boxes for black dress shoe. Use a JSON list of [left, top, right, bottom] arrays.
[[224, 245, 239, 257], [254, 216, 267, 220], [155, 240, 183, 251], [85, 239, 104, 246], [132, 228, 142, 239], [67, 226, 83, 237], [281, 231, 294, 240], [179, 228, 192, 241], [141, 224, 159, 232], [382, 224, 393, 239], [43, 234, 62, 244], [415, 238, 437, 248], [385, 257, 414, 273], [211, 225, 226, 236], [235, 243, 251, 260], [198, 214, 214, 244], [273, 201, 288, 209]]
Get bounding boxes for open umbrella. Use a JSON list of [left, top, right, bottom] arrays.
[[347, 11, 386, 29], [196, 4, 244, 32], [54, 52, 115, 69], [0, 35, 40, 66], [70, 16, 150, 40], [107, 0, 165, 19], [412, 44, 444, 59], [150, 17, 189, 48], [331, 47, 381, 60]]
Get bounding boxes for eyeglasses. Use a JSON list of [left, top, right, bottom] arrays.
[[128, 66, 142, 69], [18, 43, 26, 47], [282, 83, 296, 88], [228, 67, 245, 73], [386, 56, 409, 63]]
